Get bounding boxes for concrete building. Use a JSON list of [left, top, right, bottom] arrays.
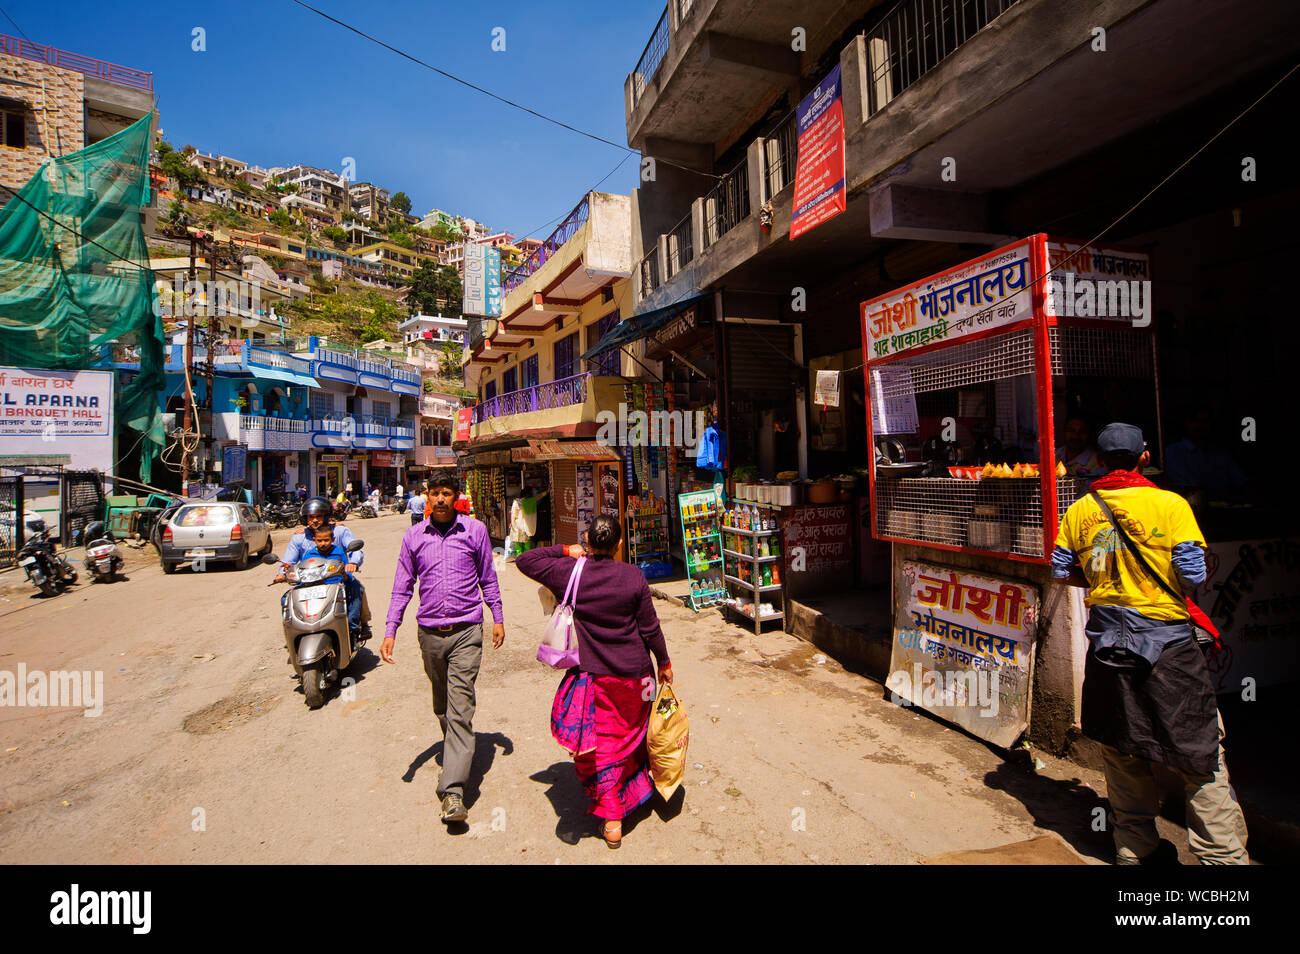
[[279, 164, 349, 221], [618, 0, 1300, 756], [349, 181, 390, 224], [0, 32, 156, 191]]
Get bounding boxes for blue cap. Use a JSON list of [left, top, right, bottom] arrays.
[[1097, 422, 1144, 455]]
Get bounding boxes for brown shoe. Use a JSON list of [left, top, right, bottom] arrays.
[[602, 819, 622, 849]]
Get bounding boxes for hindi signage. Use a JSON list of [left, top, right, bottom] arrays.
[[789, 65, 846, 240], [887, 560, 1039, 747], [782, 504, 853, 598], [861, 240, 1032, 361]]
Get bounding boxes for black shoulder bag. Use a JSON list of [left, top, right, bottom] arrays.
[[1089, 491, 1220, 655]]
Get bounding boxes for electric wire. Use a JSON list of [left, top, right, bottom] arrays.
[[0, 4, 30, 41], [288, 1, 721, 182]]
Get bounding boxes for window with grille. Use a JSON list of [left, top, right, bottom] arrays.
[[586, 312, 620, 376], [502, 368, 517, 394], [484, 379, 497, 402], [554, 332, 579, 380], [371, 401, 391, 423], [310, 391, 333, 419], [522, 354, 539, 389]]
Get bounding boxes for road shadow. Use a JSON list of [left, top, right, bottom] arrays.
[[401, 731, 514, 834], [982, 760, 1113, 862], [530, 761, 594, 845], [346, 646, 383, 682]]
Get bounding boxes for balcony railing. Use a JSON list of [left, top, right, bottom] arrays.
[[472, 372, 591, 424], [666, 212, 693, 279], [763, 111, 798, 198], [0, 32, 153, 90], [702, 158, 750, 249], [240, 415, 308, 433], [638, 245, 661, 300], [631, 8, 670, 107], [502, 195, 591, 293], [865, 0, 1022, 116]]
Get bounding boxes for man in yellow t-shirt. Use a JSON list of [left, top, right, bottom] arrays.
[[1053, 422, 1247, 865]]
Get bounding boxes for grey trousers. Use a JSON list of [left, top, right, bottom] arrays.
[[1101, 712, 1250, 865], [417, 622, 483, 797]]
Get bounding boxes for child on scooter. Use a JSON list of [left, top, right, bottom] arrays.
[[310, 524, 362, 637]]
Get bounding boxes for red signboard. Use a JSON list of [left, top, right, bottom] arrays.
[[789, 65, 846, 240], [455, 407, 473, 442]]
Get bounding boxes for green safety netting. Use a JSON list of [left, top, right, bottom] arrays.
[[0, 113, 164, 480]]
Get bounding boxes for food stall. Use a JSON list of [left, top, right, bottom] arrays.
[[859, 233, 1157, 747]]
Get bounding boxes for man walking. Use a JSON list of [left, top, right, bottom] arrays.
[[383, 471, 505, 824], [1053, 423, 1248, 864]]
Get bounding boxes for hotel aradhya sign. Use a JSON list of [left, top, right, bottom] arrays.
[[862, 240, 1032, 360]]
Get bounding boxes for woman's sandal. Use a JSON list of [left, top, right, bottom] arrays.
[[602, 819, 622, 849]]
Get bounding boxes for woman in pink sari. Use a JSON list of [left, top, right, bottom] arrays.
[[517, 515, 672, 847]]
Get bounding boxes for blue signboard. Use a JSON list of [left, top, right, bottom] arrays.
[[463, 242, 502, 317], [223, 444, 247, 483]]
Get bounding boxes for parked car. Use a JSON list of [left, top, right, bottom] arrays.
[[158, 501, 271, 573]]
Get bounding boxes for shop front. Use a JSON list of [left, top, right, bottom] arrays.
[[860, 233, 1156, 748], [369, 450, 405, 498]]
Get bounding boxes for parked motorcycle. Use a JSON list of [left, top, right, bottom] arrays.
[[269, 540, 370, 709], [356, 502, 377, 519], [79, 521, 124, 583], [17, 517, 77, 596], [394, 497, 407, 515]]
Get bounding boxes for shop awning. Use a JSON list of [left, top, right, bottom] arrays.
[[249, 364, 320, 388], [581, 294, 709, 360]]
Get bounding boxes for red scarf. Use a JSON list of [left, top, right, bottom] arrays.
[[1090, 469, 1221, 645]]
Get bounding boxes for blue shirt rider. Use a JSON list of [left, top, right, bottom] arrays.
[[307, 524, 362, 636]]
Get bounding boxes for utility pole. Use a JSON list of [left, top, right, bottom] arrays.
[[181, 233, 198, 496]]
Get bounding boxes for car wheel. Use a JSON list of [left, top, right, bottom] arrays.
[[259, 534, 272, 557], [233, 544, 249, 571], [161, 559, 176, 575]]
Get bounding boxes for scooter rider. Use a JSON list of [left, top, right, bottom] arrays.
[[277, 497, 370, 638], [307, 523, 363, 636]]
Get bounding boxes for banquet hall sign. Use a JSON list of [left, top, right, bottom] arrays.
[[789, 65, 845, 239], [887, 560, 1039, 747]]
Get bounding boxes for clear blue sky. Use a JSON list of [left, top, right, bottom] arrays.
[[3, 0, 658, 239]]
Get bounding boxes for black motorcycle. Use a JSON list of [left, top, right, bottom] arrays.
[[18, 518, 77, 596]]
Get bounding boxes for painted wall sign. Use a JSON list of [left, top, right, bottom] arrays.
[[887, 559, 1039, 748], [0, 367, 114, 472]]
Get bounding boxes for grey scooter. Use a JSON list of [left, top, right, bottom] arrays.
[[267, 540, 371, 709]]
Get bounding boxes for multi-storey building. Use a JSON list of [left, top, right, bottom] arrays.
[[0, 32, 156, 192], [279, 164, 349, 221], [619, 0, 1300, 746], [351, 240, 438, 280], [348, 181, 390, 224], [459, 191, 634, 544]]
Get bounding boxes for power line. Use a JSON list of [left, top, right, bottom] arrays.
[[289, 1, 719, 183], [0, 181, 154, 275], [0, 4, 30, 41]]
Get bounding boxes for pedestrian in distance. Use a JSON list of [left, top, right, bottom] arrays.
[[1053, 422, 1249, 865], [516, 514, 672, 848], [383, 471, 505, 824], [408, 485, 427, 527]]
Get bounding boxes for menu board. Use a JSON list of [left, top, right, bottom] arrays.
[[870, 366, 919, 435], [886, 559, 1038, 747]]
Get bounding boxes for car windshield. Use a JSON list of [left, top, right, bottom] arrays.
[[175, 506, 234, 527]]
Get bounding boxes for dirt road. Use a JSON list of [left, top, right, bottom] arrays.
[[0, 512, 1140, 863]]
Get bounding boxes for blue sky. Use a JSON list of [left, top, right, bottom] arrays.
[[3, 0, 657, 239]]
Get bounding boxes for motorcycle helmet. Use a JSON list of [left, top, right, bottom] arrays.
[[83, 520, 110, 542], [25, 516, 46, 533], [301, 496, 332, 525]]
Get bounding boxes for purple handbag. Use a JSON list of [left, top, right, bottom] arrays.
[[537, 557, 585, 669]]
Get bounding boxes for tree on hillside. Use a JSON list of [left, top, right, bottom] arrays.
[[155, 139, 204, 190], [390, 191, 412, 214], [406, 260, 462, 317]]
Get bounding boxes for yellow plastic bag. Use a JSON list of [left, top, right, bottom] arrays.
[[646, 682, 689, 800]]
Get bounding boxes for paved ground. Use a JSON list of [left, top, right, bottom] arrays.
[[0, 512, 1213, 864]]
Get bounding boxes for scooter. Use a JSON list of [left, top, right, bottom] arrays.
[[17, 517, 77, 596], [79, 520, 123, 583], [269, 540, 370, 709]]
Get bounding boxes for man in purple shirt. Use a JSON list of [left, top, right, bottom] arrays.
[[382, 471, 505, 824]]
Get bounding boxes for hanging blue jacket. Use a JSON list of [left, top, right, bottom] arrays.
[[695, 423, 726, 469]]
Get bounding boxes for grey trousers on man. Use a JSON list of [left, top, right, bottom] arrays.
[[416, 622, 483, 797], [1101, 713, 1250, 864]]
